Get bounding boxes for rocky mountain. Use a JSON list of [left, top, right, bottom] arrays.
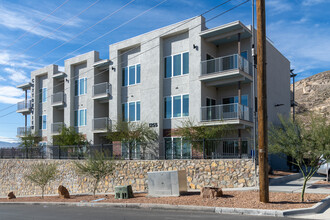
[[0, 141, 20, 148], [291, 70, 330, 122]]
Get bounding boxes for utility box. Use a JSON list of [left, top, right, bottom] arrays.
[[114, 185, 134, 199], [147, 170, 187, 197]]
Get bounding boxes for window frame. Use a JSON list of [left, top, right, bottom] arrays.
[[74, 108, 87, 127], [122, 101, 141, 122], [122, 64, 141, 87], [75, 77, 87, 96], [164, 94, 189, 119], [42, 114, 47, 130], [164, 51, 189, 78], [164, 137, 191, 159]]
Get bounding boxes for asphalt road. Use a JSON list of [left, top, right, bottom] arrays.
[[0, 205, 304, 220]]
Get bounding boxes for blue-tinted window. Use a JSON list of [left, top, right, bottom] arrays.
[[122, 67, 128, 86], [241, 51, 248, 59], [122, 103, 128, 121], [173, 138, 181, 159], [182, 139, 191, 159], [182, 95, 189, 116], [136, 64, 141, 83], [79, 109, 86, 126], [42, 115, 47, 130], [129, 65, 135, 85], [165, 57, 172, 78], [164, 97, 172, 118], [129, 102, 136, 121], [183, 52, 189, 74], [42, 88, 47, 102], [79, 78, 84, 95], [165, 138, 172, 159], [136, 101, 140, 121], [173, 54, 181, 76], [173, 95, 181, 117]]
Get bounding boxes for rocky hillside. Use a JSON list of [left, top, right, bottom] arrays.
[[291, 70, 330, 122]]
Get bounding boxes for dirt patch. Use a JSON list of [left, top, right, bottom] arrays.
[[0, 191, 327, 210], [314, 181, 330, 185], [269, 170, 297, 179]]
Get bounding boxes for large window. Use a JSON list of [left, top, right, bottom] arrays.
[[122, 64, 141, 86], [75, 78, 87, 96], [223, 95, 248, 106], [39, 88, 47, 103], [122, 101, 141, 122], [165, 137, 191, 159], [223, 140, 248, 155], [74, 109, 87, 126], [39, 115, 47, 130], [164, 52, 189, 78], [122, 142, 141, 159], [164, 94, 189, 118]]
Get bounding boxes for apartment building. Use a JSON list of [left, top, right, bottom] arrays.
[[17, 16, 290, 160]]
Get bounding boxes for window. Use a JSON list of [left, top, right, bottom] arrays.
[[74, 109, 87, 126], [122, 64, 141, 86], [122, 141, 141, 159], [164, 94, 189, 118], [223, 140, 248, 155], [164, 52, 189, 78], [39, 115, 47, 130], [241, 51, 248, 59], [164, 137, 191, 159], [39, 88, 47, 103], [75, 78, 87, 96], [122, 101, 140, 122], [223, 95, 248, 106]]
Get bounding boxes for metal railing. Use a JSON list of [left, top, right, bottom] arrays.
[[201, 103, 252, 122], [201, 54, 251, 76], [51, 92, 65, 106], [51, 122, 64, 134], [92, 117, 110, 131], [93, 82, 110, 98], [17, 126, 31, 136], [17, 100, 31, 111]]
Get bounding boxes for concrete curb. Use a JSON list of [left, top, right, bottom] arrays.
[[1, 196, 329, 217], [282, 195, 330, 216], [269, 173, 302, 185]]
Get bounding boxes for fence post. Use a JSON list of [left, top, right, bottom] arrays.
[[203, 139, 205, 159], [58, 146, 61, 159]]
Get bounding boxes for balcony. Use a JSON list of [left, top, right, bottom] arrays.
[[201, 103, 252, 126], [51, 92, 65, 107], [17, 126, 31, 137], [17, 100, 32, 114], [92, 82, 110, 101], [93, 118, 110, 132], [51, 122, 64, 134], [200, 54, 252, 86]]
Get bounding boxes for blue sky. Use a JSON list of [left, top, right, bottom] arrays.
[[0, 0, 329, 142]]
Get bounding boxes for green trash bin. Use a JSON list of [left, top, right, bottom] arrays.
[[114, 185, 134, 199]]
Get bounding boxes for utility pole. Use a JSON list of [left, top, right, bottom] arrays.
[[256, 0, 269, 203]]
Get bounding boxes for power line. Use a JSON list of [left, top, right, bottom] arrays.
[[18, 0, 100, 57], [52, 0, 168, 64], [33, 0, 138, 63], [5, 0, 71, 49]]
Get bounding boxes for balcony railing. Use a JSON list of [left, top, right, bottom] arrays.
[[17, 100, 31, 112], [51, 122, 64, 134], [92, 117, 110, 132], [51, 92, 65, 106], [201, 103, 251, 122], [201, 54, 251, 76], [17, 126, 31, 137], [93, 82, 110, 98]]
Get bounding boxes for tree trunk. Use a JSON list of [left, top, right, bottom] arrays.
[[93, 179, 99, 197], [41, 186, 45, 199], [301, 177, 308, 202]]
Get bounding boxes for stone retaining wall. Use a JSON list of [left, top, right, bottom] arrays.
[[0, 159, 257, 196]]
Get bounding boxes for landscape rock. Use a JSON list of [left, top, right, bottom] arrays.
[[201, 186, 223, 199], [7, 192, 16, 199], [58, 185, 70, 199]]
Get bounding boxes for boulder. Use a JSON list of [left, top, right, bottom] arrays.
[[58, 185, 70, 199], [7, 192, 16, 199], [200, 186, 223, 199]]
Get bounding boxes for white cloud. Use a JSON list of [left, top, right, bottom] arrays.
[[0, 4, 81, 41], [0, 86, 24, 104], [0, 136, 19, 143], [302, 0, 327, 6], [4, 67, 29, 84], [267, 0, 292, 14]]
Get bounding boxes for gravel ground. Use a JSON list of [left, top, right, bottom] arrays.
[[268, 171, 296, 179], [1, 191, 327, 210]]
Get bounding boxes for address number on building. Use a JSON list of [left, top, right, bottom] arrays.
[[149, 123, 158, 128]]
